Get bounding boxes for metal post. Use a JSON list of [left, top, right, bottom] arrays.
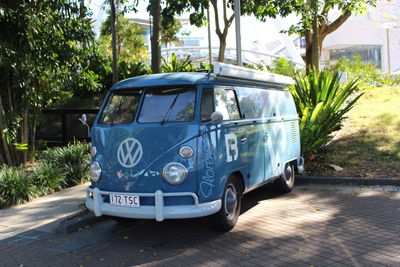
[[386, 28, 391, 73], [207, 7, 212, 66], [234, 0, 242, 66]]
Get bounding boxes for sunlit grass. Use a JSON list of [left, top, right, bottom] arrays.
[[324, 86, 400, 177]]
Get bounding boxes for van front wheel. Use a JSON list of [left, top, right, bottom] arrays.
[[273, 163, 295, 193], [210, 176, 241, 232]]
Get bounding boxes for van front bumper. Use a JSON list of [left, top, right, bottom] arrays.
[[85, 187, 221, 222]]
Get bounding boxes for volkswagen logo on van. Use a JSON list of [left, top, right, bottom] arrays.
[[117, 138, 143, 168]]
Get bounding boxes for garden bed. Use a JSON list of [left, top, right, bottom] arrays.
[[303, 86, 400, 178]]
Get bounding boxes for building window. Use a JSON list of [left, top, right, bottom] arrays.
[[329, 45, 382, 68]]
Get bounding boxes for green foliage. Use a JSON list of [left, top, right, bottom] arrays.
[[0, 166, 38, 208], [100, 13, 148, 62], [0, 0, 98, 165], [290, 70, 362, 156], [242, 0, 377, 36], [268, 58, 298, 77], [162, 53, 196, 73], [33, 163, 65, 195], [378, 74, 400, 87], [199, 63, 213, 70], [161, 17, 182, 47], [327, 56, 381, 87], [119, 61, 151, 80], [40, 142, 90, 186]]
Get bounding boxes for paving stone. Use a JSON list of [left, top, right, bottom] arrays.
[[1, 186, 400, 266]]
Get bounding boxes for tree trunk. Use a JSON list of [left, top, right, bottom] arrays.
[[210, 0, 234, 63], [0, 96, 13, 165], [20, 109, 29, 163], [310, 0, 320, 72], [304, 9, 352, 71], [110, 0, 119, 84], [151, 0, 161, 73]]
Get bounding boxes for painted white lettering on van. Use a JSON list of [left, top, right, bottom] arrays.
[[225, 133, 238, 162], [200, 180, 214, 198], [200, 135, 215, 199]]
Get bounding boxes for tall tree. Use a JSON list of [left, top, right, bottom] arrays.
[[0, 0, 96, 165], [150, 0, 162, 73], [243, 0, 377, 70], [110, 0, 119, 84]]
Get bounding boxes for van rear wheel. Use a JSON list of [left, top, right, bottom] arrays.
[[273, 163, 295, 193], [210, 176, 241, 232]]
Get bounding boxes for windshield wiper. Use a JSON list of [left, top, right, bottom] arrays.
[[160, 94, 180, 125]]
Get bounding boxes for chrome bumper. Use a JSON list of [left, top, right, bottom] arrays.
[[85, 187, 221, 222]]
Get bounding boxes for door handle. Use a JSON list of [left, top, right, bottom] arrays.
[[240, 137, 247, 143]]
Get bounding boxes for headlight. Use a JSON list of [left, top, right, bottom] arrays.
[[90, 161, 102, 182], [90, 146, 97, 157], [179, 146, 193, 158], [162, 162, 188, 185]]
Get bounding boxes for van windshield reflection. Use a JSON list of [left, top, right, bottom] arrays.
[[99, 90, 141, 125], [138, 87, 196, 123]]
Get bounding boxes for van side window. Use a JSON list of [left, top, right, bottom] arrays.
[[215, 88, 241, 120], [200, 89, 214, 121], [237, 87, 261, 119]]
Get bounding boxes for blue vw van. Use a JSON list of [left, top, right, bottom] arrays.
[[86, 63, 304, 231]]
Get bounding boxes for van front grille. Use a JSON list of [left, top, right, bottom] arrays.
[[291, 122, 298, 144]]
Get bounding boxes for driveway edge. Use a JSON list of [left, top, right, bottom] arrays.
[[296, 176, 400, 186]]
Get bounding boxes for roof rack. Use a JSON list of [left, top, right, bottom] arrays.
[[211, 62, 294, 86]]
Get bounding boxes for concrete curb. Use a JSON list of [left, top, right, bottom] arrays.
[[296, 176, 400, 186], [56, 209, 108, 234]]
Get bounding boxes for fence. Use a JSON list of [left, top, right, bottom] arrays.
[[37, 108, 99, 145]]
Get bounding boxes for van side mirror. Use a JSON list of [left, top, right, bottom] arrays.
[[78, 114, 90, 136], [210, 111, 223, 124], [79, 114, 87, 125]]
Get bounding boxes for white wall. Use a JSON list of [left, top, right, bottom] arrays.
[[321, 15, 400, 73]]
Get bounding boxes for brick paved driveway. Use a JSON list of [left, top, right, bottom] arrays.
[[1, 185, 400, 267]]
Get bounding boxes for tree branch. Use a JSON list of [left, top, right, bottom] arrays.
[[321, 1, 330, 18], [323, 10, 352, 36], [223, 0, 228, 24], [210, 0, 222, 37]]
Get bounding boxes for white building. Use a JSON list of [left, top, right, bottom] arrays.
[[321, 1, 400, 73]]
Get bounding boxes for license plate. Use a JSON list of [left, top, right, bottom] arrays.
[[110, 194, 140, 208]]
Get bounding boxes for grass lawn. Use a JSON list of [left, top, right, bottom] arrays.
[[306, 86, 400, 178]]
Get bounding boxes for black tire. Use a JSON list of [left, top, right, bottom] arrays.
[[210, 176, 242, 232], [273, 163, 295, 193]]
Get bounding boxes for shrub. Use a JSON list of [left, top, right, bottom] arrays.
[[0, 166, 38, 208], [290, 70, 362, 157], [33, 162, 66, 194], [268, 57, 298, 77], [119, 61, 151, 80], [40, 142, 90, 186], [326, 56, 381, 87], [379, 74, 400, 86]]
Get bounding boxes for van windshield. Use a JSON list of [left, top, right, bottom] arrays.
[[98, 90, 142, 125], [138, 87, 196, 123]]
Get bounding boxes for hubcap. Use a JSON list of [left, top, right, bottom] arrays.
[[224, 184, 238, 220], [284, 164, 293, 184]]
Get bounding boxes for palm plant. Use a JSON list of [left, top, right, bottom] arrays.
[[290, 70, 362, 157]]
